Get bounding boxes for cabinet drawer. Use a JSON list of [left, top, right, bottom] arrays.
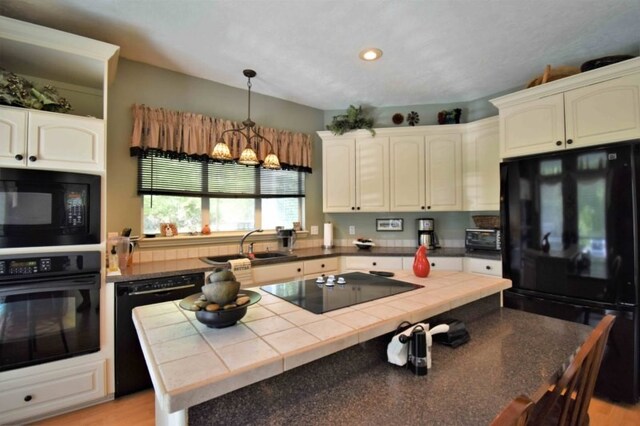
[[427, 257, 463, 271], [343, 256, 402, 271], [464, 258, 502, 276], [0, 359, 105, 422], [304, 258, 339, 275], [252, 261, 304, 285]]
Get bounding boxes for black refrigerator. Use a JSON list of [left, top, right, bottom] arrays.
[[500, 141, 640, 403]]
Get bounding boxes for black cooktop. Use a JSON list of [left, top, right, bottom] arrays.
[[260, 272, 422, 314]]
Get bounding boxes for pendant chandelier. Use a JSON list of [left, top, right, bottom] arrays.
[[211, 69, 281, 169]]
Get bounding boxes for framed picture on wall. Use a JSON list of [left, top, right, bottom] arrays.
[[376, 218, 403, 232]]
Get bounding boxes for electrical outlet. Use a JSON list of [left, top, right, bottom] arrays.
[[310, 225, 318, 235], [349, 225, 356, 235]]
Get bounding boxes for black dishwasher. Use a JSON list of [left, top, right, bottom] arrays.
[[114, 273, 203, 397]]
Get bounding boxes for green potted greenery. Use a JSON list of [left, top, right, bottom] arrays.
[[0, 68, 72, 113], [326, 105, 375, 136]]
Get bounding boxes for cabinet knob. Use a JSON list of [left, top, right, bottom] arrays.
[[15, 154, 24, 161], [566, 139, 573, 145], [421, 206, 425, 210], [427, 206, 431, 210], [431, 262, 435, 267], [356, 207, 360, 210], [372, 262, 377, 266], [486, 265, 491, 270], [555, 141, 562, 146], [321, 264, 325, 268], [24, 395, 33, 402], [28, 155, 37, 162], [297, 268, 301, 273], [351, 207, 355, 210]]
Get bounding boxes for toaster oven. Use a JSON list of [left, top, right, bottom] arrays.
[[465, 228, 501, 251]]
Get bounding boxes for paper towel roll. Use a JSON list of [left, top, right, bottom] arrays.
[[323, 222, 333, 248]]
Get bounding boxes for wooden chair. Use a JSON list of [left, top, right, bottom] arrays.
[[491, 314, 616, 426], [491, 395, 535, 426]]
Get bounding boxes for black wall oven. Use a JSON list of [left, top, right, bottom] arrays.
[[0, 251, 101, 372], [0, 168, 101, 248]]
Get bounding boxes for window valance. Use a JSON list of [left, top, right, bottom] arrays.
[[129, 104, 313, 172]]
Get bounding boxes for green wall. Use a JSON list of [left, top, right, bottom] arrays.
[[106, 59, 325, 237], [106, 59, 506, 244]]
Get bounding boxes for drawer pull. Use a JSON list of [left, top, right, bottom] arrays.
[[24, 395, 33, 402], [297, 268, 302, 273], [486, 265, 491, 270], [372, 262, 377, 266], [431, 263, 435, 267], [321, 264, 325, 268]]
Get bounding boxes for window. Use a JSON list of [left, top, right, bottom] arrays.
[[139, 156, 305, 235]]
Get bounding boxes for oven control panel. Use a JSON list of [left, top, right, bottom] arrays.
[[0, 258, 52, 275], [0, 251, 101, 279]]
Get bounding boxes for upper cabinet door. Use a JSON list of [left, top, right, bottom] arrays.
[[322, 138, 356, 212], [28, 111, 104, 173], [356, 136, 389, 212], [0, 107, 28, 168], [499, 93, 565, 158], [564, 73, 640, 149], [390, 135, 425, 212], [425, 133, 462, 211], [463, 119, 500, 211]]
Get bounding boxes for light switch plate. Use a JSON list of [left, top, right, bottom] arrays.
[[349, 226, 355, 235], [310, 225, 318, 235]]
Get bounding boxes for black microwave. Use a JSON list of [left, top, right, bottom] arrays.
[[0, 168, 101, 248], [465, 228, 501, 251]]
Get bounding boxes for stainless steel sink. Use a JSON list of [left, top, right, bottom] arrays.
[[200, 251, 296, 266]]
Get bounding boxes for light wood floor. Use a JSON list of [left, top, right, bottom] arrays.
[[31, 390, 640, 425]]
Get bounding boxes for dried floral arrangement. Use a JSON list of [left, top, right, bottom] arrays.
[[0, 68, 72, 113]]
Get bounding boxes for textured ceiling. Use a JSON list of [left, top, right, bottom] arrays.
[[1, 0, 639, 110]]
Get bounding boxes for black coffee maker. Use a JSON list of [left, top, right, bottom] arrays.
[[407, 325, 428, 376]]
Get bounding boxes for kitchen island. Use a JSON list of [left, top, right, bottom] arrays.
[[132, 270, 588, 425]]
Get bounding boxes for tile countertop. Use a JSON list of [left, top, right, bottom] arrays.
[[108, 246, 501, 283], [132, 269, 511, 416]]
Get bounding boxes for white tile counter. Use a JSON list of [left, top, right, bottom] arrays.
[[132, 270, 511, 425]]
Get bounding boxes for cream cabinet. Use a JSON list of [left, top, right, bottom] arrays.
[[0, 359, 105, 424], [390, 135, 425, 211], [342, 256, 403, 272], [493, 61, 640, 159], [322, 136, 389, 212], [462, 117, 500, 211], [463, 257, 502, 277], [402, 256, 463, 272], [425, 132, 463, 211], [388, 131, 462, 212], [0, 106, 26, 167], [303, 257, 339, 280], [252, 261, 304, 285], [0, 106, 104, 173]]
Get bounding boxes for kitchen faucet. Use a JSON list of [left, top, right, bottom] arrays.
[[239, 229, 263, 256]]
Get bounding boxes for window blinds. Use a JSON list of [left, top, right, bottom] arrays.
[[138, 156, 305, 198]]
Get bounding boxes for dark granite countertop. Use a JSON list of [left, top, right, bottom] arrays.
[[107, 246, 501, 283], [188, 302, 591, 425]]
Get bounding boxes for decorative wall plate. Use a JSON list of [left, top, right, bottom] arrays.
[[407, 111, 420, 126]]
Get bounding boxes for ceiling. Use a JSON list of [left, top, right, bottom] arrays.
[[1, 0, 639, 111]]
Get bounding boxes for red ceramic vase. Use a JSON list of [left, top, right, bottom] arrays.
[[413, 245, 431, 278]]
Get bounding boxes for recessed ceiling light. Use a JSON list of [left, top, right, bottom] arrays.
[[359, 48, 383, 61]]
